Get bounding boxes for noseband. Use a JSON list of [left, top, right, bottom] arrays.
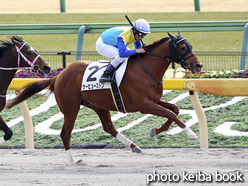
[[168, 38, 195, 69], [0, 42, 41, 71]]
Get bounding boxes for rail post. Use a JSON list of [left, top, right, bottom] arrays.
[[76, 25, 87, 60], [57, 50, 71, 68], [194, 0, 200, 11], [189, 91, 208, 148], [60, 0, 66, 13], [18, 100, 34, 149], [240, 23, 248, 70]]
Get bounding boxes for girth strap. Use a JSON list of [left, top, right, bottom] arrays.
[[110, 73, 126, 113]]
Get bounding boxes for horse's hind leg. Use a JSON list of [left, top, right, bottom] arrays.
[[85, 104, 142, 153], [0, 115, 13, 144], [59, 103, 80, 166]]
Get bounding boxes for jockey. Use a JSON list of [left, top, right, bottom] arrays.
[[96, 18, 150, 84]]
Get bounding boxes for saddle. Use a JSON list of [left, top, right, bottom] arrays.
[[81, 60, 127, 113]]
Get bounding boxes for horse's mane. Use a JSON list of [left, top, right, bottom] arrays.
[[0, 36, 24, 57], [130, 37, 170, 59], [144, 37, 169, 53]]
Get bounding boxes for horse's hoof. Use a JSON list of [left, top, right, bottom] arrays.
[[188, 133, 198, 140], [132, 147, 142, 153], [66, 149, 74, 166], [0, 137, 5, 145], [150, 128, 156, 137]]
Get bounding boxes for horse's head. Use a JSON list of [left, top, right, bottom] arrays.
[[167, 31, 203, 74], [11, 36, 51, 75]]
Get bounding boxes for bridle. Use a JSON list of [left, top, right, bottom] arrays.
[[0, 42, 41, 98], [138, 36, 195, 84], [0, 42, 41, 71], [169, 38, 195, 69]]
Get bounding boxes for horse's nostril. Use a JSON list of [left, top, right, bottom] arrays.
[[195, 64, 203, 69], [43, 66, 51, 74]]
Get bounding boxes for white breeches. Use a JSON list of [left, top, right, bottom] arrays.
[[96, 37, 126, 68]]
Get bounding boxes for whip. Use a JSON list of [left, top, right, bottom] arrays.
[[125, 15, 145, 46]]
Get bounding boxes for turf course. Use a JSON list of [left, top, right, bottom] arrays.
[[2, 89, 248, 147], [0, 12, 248, 52]]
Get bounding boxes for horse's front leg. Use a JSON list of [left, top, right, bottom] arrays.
[[150, 120, 174, 137], [0, 115, 13, 144], [86, 104, 142, 153], [98, 110, 142, 153], [139, 99, 198, 140], [150, 100, 179, 137]]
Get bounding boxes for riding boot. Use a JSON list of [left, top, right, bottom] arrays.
[[99, 64, 115, 84]]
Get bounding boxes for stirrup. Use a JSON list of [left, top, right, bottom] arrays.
[[99, 77, 115, 84]]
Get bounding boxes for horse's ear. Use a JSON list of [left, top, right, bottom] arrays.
[[167, 32, 177, 42], [11, 38, 18, 46], [178, 31, 182, 37], [11, 36, 22, 46]]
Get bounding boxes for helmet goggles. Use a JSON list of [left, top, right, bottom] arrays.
[[138, 31, 147, 38]]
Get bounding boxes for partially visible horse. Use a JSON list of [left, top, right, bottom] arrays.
[[0, 36, 51, 144], [6, 32, 203, 165]]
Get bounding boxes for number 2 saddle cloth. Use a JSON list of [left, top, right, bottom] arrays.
[[81, 59, 128, 91]]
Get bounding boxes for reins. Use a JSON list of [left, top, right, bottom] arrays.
[[144, 52, 171, 61], [138, 54, 164, 84]]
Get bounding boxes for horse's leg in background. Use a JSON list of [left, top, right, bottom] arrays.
[[0, 99, 12, 143], [158, 100, 197, 139], [150, 100, 179, 137], [84, 103, 142, 153], [150, 120, 173, 137], [0, 115, 13, 144], [139, 99, 198, 140]]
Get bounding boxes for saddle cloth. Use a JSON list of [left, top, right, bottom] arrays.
[[81, 59, 128, 91]]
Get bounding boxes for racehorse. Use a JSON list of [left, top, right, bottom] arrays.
[[0, 36, 51, 144], [6, 32, 203, 165]]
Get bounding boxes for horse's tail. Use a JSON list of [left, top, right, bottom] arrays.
[[5, 76, 57, 109]]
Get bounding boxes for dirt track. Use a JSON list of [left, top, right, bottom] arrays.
[[0, 0, 247, 14], [0, 148, 247, 186]]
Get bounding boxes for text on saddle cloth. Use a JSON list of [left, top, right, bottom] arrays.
[[81, 59, 128, 91]]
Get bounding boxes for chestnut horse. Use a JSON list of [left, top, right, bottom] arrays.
[[6, 32, 202, 165], [0, 36, 51, 144]]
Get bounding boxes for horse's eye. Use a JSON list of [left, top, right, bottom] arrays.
[[26, 51, 32, 55], [181, 47, 186, 51]]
